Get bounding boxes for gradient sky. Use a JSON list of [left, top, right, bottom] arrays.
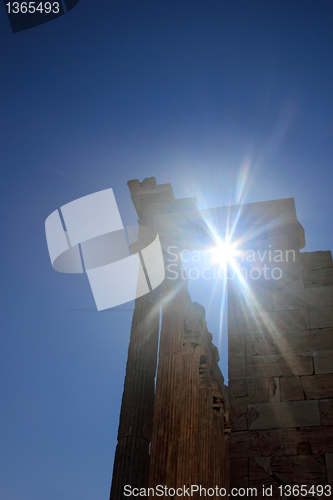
[[1, 1, 333, 499]]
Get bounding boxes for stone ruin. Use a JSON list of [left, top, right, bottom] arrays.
[[110, 178, 333, 499]]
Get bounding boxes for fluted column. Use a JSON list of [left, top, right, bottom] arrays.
[[110, 289, 160, 499], [148, 285, 188, 490], [149, 289, 229, 499]]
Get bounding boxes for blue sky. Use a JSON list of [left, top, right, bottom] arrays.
[[1, 1, 332, 499]]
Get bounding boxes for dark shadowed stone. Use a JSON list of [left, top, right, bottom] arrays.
[[230, 429, 283, 458], [270, 455, 327, 484], [248, 401, 320, 429], [301, 374, 333, 400], [319, 400, 333, 425], [280, 376, 305, 402], [309, 306, 333, 329], [229, 379, 247, 398], [314, 350, 333, 374], [283, 426, 333, 455]]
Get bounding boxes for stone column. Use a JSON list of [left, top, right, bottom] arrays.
[[148, 283, 189, 491], [149, 274, 229, 499], [110, 289, 160, 500]]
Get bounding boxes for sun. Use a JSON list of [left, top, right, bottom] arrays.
[[210, 240, 236, 265]]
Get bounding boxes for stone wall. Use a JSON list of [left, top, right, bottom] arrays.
[[228, 249, 333, 498]]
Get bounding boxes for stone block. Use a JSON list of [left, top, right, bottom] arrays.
[[228, 334, 246, 357], [280, 376, 305, 402], [319, 399, 333, 425], [230, 400, 248, 432], [300, 251, 333, 271], [228, 309, 309, 335], [276, 327, 333, 354], [248, 458, 280, 498], [223, 197, 297, 226], [270, 378, 281, 403], [245, 333, 277, 356], [314, 350, 333, 374], [229, 355, 246, 380], [230, 458, 249, 488], [246, 353, 313, 378], [247, 378, 278, 404], [303, 267, 333, 288], [301, 374, 333, 399], [267, 220, 305, 246], [230, 429, 284, 458], [309, 306, 333, 329], [231, 412, 248, 432], [280, 308, 310, 330], [270, 455, 327, 485], [326, 454, 333, 484], [273, 286, 333, 311], [228, 312, 265, 335], [229, 379, 247, 398], [248, 400, 320, 429], [283, 426, 333, 455]]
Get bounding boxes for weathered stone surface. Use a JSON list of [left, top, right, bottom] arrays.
[[314, 350, 333, 374], [228, 312, 266, 336], [280, 376, 305, 402], [248, 401, 320, 429], [228, 334, 246, 357], [270, 455, 327, 484], [270, 378, 281, 403], [231, 412, 248, 432], [245, 333, 277, 356], [273, 286, 333, 311], [283, 426, 333, 455], [267, 220, 305, 245], [110, 292, 161, 500], [301, 374, 333, 399], [149, 294, 230, 493], [229, 379, 247, 398], [326, 454, 333, 484], [247, 378, 278, 404], [230, 429, 284, 458], [319, 399, 333, 425], [155, 198, 300, 253], [246, 353, 313, 378], [229, 355, 246, 380], [280, 308, 310, 330], [276, 327, 333, 354], [229, 284, 274, 314], [300, 251, 333, 271], [303, 267, 333, 288], [230, 458, 249, 488], [228, 309, 309, 335], [248, 458, 280, 498], [309, 306, 333, 329], [230, 400, 248, 431], [111, 436, 150, 500]]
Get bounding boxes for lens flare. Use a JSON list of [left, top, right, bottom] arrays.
[[210, 241, 236, 265]]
